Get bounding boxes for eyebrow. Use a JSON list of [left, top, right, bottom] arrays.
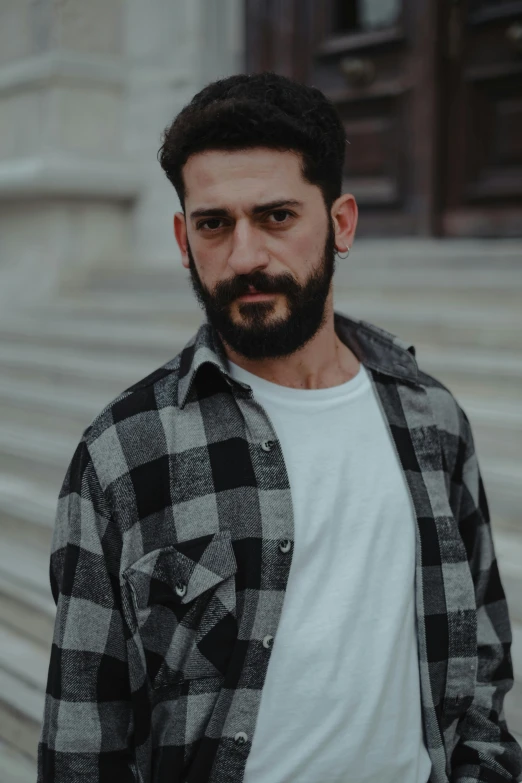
[[189, 199, 304, 221]]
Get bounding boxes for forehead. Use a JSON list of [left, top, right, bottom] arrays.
[[183, 148, 314, 207]]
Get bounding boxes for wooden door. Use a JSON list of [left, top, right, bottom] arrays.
[[440, 0, 522, 236], [245, 0, 522, 237], [246, 0, 439, 235], [310, 0, 421, 235]]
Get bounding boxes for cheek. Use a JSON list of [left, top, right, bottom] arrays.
[[288, 226, 327, 265], [188, 237, 221, 274], [191, 253, 225, 292]]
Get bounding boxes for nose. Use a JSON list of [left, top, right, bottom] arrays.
[[227, 219, 269, 276]]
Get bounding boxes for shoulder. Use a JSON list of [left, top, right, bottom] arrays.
[[355, 316, 470, 442], [417, 364, 471, 431], [415, 365, 474, 477], [357, 312, 470, 445], [417, 367, 466, 431], [79, 354, 182, 492]]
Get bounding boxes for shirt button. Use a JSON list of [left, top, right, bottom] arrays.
[[279, 539, 292, 554], [234, 731, 248, 746], [262, 635, 274, 649], [175, 581, 187, 598], [261, 440, 274, 451]]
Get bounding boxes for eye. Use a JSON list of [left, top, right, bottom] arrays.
[[197, 218, 224, 231], [268, 210, 293, 224]]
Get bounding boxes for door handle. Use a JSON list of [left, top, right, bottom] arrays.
[[339, 57, 376, 87]]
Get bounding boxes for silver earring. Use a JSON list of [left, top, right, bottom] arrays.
[[337, 247, 350, 259]]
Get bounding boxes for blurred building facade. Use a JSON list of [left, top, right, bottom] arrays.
[[0, 0, 243, 305], [1, 1, 521, 306]]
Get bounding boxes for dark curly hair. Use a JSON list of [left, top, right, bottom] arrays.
[[157, 72, 347, 212]]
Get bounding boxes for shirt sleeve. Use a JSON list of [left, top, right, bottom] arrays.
[[37, 438, 137, 782], [451, 407, 522, 782]]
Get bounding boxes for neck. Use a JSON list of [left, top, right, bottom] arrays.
[[222, 323, 361, 391]]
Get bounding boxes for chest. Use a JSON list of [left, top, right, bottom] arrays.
[[118, 373, 477, 727]]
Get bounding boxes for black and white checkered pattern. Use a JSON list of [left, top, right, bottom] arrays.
[[37, 311, 522, 782]]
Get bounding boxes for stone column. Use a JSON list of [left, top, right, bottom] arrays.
[[124, 0, 245, 270], [0, 0, 141, 304]]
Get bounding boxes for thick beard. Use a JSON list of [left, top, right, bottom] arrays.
[[186, 219, 337, 360]]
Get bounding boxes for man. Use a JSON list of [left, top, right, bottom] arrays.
[[38, 72, 522, 782]]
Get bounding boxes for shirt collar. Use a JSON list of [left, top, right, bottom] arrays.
[[178, 310, 419, 409]]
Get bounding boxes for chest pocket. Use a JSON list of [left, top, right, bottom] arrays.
[[123, 530, 238, 690]]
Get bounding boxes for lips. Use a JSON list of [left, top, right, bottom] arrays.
[[238, 292, 275, 300]]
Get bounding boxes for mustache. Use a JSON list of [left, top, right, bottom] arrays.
[[215, 273, 298, 303]]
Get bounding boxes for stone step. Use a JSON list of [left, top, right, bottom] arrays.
[[0, 473, 57, 551], [0, 330, 522, 432], [1, 321, 522, 403], [0, 422, 75, 495], [0, 423, 77, 472], [0, 626, 49, 696], [0, 667, 45, 762], [0, 480, 56, 647], [480, 459, 522, 535], [335, 256, 522, 284], [1, 237, 520, 770], [0, 377, 109, 458], [338, 298, 522, 351], [418, 345, 522, 400], [0, 537, 53, 761], [81, 244, 522, 309], [0, 338, 172, 392], [0, 503, 520, 768], [340, 238, 522, 267], [29, 288, 203, 325], [339, 276, 522, 309], [0, 403, 521, 532], [0, 326, 521, 457], [0, 399, 88, 442], [1, 466, 521, 625], [0, 738, 37, 783], [0, 375, 110, 423], [86, 241, 522, 293], [35, 267, 522, 318], [0, 312, 198, 355], [0, 382, 521, 532], [1, 375, 521, 467], [2, 467, 520, 628], [0, 624, 48, 762], [466, 403, 522, 464], [0, 570, 55, 648], [0, 538, 52, 599], [2, 608, 515, 762], [2, 293, 521, 356]]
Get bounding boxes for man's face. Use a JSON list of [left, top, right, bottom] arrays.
[[177, 148, 338, 361]]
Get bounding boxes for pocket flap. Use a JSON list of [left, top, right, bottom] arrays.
[[124, 530, 237, 611]]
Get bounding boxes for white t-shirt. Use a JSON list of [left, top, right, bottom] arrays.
[[226, 359, 432, 783]]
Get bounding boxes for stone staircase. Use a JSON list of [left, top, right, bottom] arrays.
[[0, 238, 521, 779]]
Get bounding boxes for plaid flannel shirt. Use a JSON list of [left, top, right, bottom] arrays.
[[38, 310, 522, 783]]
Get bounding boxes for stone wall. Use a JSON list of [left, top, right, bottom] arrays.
[[124, 0, 244, 269], [0, 0, 244, 305]]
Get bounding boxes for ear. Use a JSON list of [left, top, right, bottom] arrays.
[[331, 193, 358, 253], [174, 212, 189, 269]]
